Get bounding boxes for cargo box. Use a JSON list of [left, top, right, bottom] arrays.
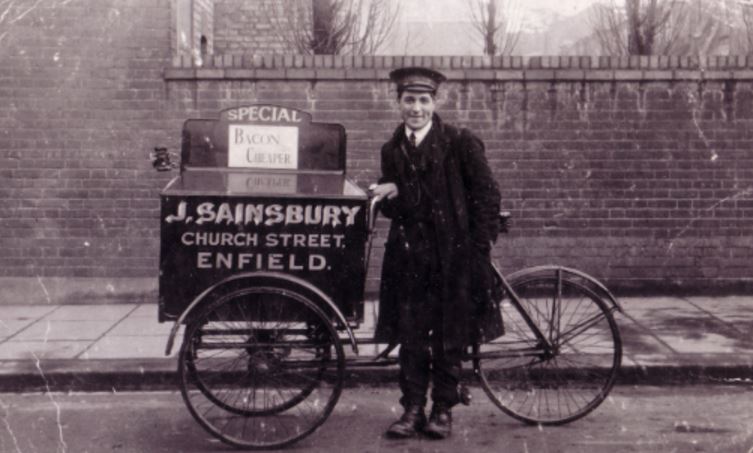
[[158, 105, 368, 323]]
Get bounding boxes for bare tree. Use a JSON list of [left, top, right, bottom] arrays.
[[589, 0, 753, 55], [591, 0, 686, 55], [264, 0, 400, 55], [397, 18, 428, 56], [719, 0, 753, 54], [741, 1, 753, 52], [467, 0, 522, 56], [675, 0, 732, 55]]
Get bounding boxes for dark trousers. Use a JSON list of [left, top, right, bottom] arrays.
[[398, 325, 462, 409], [396, 220, 461, 409], [397, 278, 461, 409]]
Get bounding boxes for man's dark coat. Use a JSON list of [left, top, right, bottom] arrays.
[[374, 114, 504, 351]]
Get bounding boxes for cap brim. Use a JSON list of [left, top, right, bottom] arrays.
[[400, 84, 436, 93]]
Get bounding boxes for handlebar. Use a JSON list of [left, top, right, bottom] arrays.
[[364, 190, 384, 271], [368, 193, 383, 233]]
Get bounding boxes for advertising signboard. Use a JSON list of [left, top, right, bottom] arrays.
[[159, 105, 367, 321]]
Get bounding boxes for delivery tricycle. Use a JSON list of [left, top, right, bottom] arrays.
[[154, 104, 622, 450]]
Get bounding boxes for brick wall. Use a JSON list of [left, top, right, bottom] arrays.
[[0, 0, 173, 280], [2, 0, 753, 297], [213, 0, 290, 55], [164, 56, 753, 294]]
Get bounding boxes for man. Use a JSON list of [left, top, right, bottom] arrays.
[[371, 67, 503, 440]]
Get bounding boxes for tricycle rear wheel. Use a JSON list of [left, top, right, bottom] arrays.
[[476, 275, 621, 425], [178, 285, 345, 450]]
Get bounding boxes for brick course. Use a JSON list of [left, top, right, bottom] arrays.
[[0, 0, 172, 280], [214, 0, 289, 55], [1, 1, 753, 296]]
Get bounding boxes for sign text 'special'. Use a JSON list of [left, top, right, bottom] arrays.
[[225, 105, 301, 123]]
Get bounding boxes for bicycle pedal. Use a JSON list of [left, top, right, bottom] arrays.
[[458, 384, 472, 406]]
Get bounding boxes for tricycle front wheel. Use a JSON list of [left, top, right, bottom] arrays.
[[178, 285, 345, 450]]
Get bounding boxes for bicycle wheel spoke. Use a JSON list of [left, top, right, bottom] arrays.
[[557, 313, 612, 347], [178, 286, 345, 449], [479, 275, 621, 425]]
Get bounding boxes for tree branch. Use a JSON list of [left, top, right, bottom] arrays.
[[466, 0, 522, 56]]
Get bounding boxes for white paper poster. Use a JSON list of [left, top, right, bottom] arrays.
[[228, 124, 299, 169]]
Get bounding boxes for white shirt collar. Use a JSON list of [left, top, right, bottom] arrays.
[[405, 120, 433, 147]]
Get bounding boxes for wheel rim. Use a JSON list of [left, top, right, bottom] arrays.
[[478, 277, 622, 425], [178, 286, 345, 449]]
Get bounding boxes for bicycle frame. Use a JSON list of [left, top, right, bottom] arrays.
[[366, 194, 622, 365], [486, 261, 554, 355], [468, 261, 623, 364]]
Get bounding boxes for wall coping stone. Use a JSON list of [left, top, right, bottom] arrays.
[[164, 55, 753, 82]]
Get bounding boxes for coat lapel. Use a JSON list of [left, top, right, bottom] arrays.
[[386, 115, 452, 198]]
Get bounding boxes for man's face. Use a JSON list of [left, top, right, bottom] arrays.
[[398, 90, 435, 130]]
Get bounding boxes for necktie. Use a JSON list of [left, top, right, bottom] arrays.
[[409, 132, 417, 148]]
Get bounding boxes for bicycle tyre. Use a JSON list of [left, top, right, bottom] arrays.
[[178, 285, 345, 450], [477, 275, 621, 425], [181, 289, 325, 417]]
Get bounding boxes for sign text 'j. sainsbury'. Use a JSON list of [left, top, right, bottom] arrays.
[[164, 200, 363, 272]]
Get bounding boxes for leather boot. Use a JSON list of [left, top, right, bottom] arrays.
[[424, 404, 452, 439], [386, 405, 426, 439]]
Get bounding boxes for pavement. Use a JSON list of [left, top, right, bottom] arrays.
[[0, 296, 752, 392]]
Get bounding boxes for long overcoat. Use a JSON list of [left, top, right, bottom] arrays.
[[374, 114, 504, 352]]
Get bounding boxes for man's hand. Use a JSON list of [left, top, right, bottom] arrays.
[[369, 183, 399, 200]]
